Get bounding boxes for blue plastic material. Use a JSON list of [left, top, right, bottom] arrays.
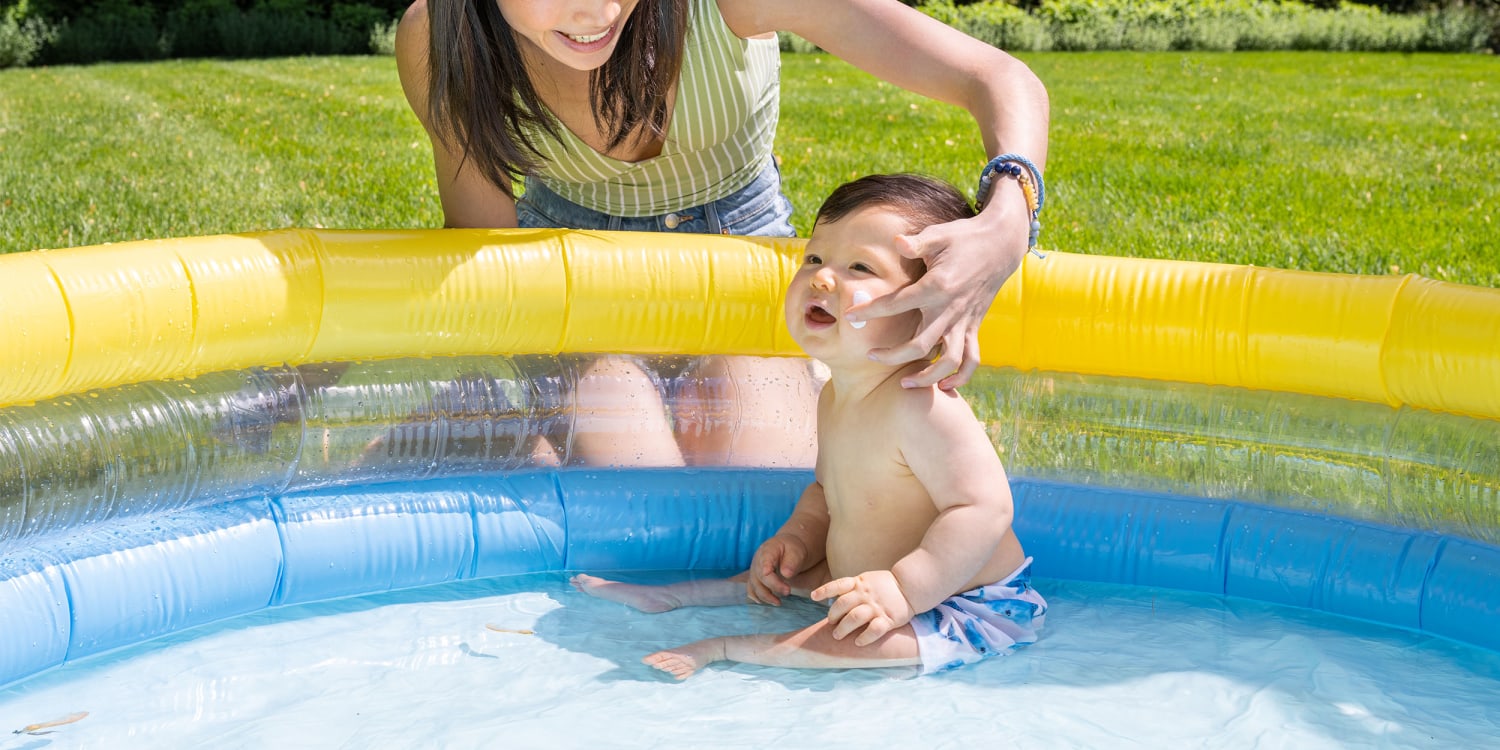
[[0, 554, 69, 682], [1423, 539, 1500, 649], [59, 499, 282, 659], [1013, 481, 1231, 593], [273, 484, 479, 606], [560, 469, 807, 572], [2, 472, 1499, 690], [472, 472, 568, 578], [1222, 505, 1442, 630]]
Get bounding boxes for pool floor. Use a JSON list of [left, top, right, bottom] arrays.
[[3, 572, 1499, 748]]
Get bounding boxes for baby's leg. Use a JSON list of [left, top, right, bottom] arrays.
[[574, 559, 832, 614], [644, 619, 920, 680], [570, 572, 751, 613]]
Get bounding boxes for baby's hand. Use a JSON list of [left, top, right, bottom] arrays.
[[811, 570, 916, 647], [747, 534, 808, 606]]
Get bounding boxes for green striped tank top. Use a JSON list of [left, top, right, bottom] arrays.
[[522, 0, 781, 217]]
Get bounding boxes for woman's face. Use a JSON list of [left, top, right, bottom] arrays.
[[496, 0, 643, 72]]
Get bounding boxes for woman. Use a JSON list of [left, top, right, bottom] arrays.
[[394, 0, 1048, 466]]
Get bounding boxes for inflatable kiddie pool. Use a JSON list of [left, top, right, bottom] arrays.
[[1, 228, 1497, 692]]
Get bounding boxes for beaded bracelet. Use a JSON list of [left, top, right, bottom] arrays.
[[975, 154, 1046, 258]]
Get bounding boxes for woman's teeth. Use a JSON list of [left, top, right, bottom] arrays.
[[565, 29, 609, 44]]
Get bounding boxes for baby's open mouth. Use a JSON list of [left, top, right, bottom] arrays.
[[806, 303, 836, 326]]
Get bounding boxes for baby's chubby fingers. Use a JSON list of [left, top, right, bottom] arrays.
[[828, 603, 878, 642], [810, 576, 855, 604], [852, 616, 895, 647], [746, 576, 781, 606], [748, 562, 791, 606]]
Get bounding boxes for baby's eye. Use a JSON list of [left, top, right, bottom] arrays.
[[803, 254, 822, 265], [850, 262, 874, 274]]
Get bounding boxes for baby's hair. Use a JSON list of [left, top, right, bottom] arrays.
[[813, 174, 975, 279], [814, 173, 975, 234]]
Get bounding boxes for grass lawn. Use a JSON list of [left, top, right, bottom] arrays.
[[1, 51, 1496, 287]]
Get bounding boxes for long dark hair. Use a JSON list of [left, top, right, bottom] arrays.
[[426, 0, 689, 197]]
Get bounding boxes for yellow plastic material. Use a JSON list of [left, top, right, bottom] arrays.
[[1, 252, 72, 401], [179, 230, 324, 368], [42, 241, 196, 395], [2, 229, 1497, 421], [1384, 277, 1500, 419]]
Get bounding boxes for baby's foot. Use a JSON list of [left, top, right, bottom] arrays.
[[643, 640, 723, 680], [570, 574, 682, 613]]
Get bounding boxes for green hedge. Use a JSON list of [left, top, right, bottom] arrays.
[[0, 0, 400, 65], [3, 0, 1495, 67], [922, 0, 1493, 52]]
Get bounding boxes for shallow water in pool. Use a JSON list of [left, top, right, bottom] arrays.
[[3, 572, 1498, 749]]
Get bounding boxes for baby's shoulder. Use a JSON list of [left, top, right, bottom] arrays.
[[870, 381, 972, 437], [880, 378, 970, 413]]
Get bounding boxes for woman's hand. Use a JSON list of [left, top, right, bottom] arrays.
[[845, 184, 1030, 390]]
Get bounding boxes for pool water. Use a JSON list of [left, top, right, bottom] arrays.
[[3, 572, 1498, 749]]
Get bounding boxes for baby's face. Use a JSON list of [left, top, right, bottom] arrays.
[[785, 205, 922, 368]]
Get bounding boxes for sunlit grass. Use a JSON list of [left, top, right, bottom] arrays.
[[1, 51, 1495, 287], [777, 51, 1499, 287]]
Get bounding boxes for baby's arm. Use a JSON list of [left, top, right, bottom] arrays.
[[748, 481, 830, 606], [815, 391, 1013, 644]]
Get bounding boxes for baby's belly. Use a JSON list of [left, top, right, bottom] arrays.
[[824, 524, 925, 580]]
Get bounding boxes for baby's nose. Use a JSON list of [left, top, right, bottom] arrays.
[[811, 268, 835, 291]]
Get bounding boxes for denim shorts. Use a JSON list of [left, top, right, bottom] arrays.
[[517, 158, 797, 237]]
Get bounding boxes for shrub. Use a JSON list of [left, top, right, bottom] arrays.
[[161, 0, 235, 59], [334, 3, 386, 47], [0, 1, 59, 68], [38, 0, 163, 63], [1021, 0, 1490, 53], [1418, 4, 1494, 51], [923, 0, 1054, 51], [26, 0, 398, 63], [777, 31, 822, 54], [369, 16, 397, 55]]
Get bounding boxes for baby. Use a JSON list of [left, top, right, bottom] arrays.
[[572, 173, 1046, 678]]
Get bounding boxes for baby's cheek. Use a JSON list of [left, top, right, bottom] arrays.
[[848, 290, 872, 330]]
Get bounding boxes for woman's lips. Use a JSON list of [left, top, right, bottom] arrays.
[[557, 25, 616, 52]]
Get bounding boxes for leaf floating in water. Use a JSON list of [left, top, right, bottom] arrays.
[[485, 624, 535, 635], [14, 711, 88, 735]]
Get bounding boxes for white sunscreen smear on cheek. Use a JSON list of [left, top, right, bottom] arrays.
[[849, 291, 870, 329]]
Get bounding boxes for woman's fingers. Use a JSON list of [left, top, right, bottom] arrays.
[[895, 327, 968, 388]]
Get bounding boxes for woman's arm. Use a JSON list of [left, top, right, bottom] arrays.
[[722, 0, 1048, 388], [396, 0, 519, 229]]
